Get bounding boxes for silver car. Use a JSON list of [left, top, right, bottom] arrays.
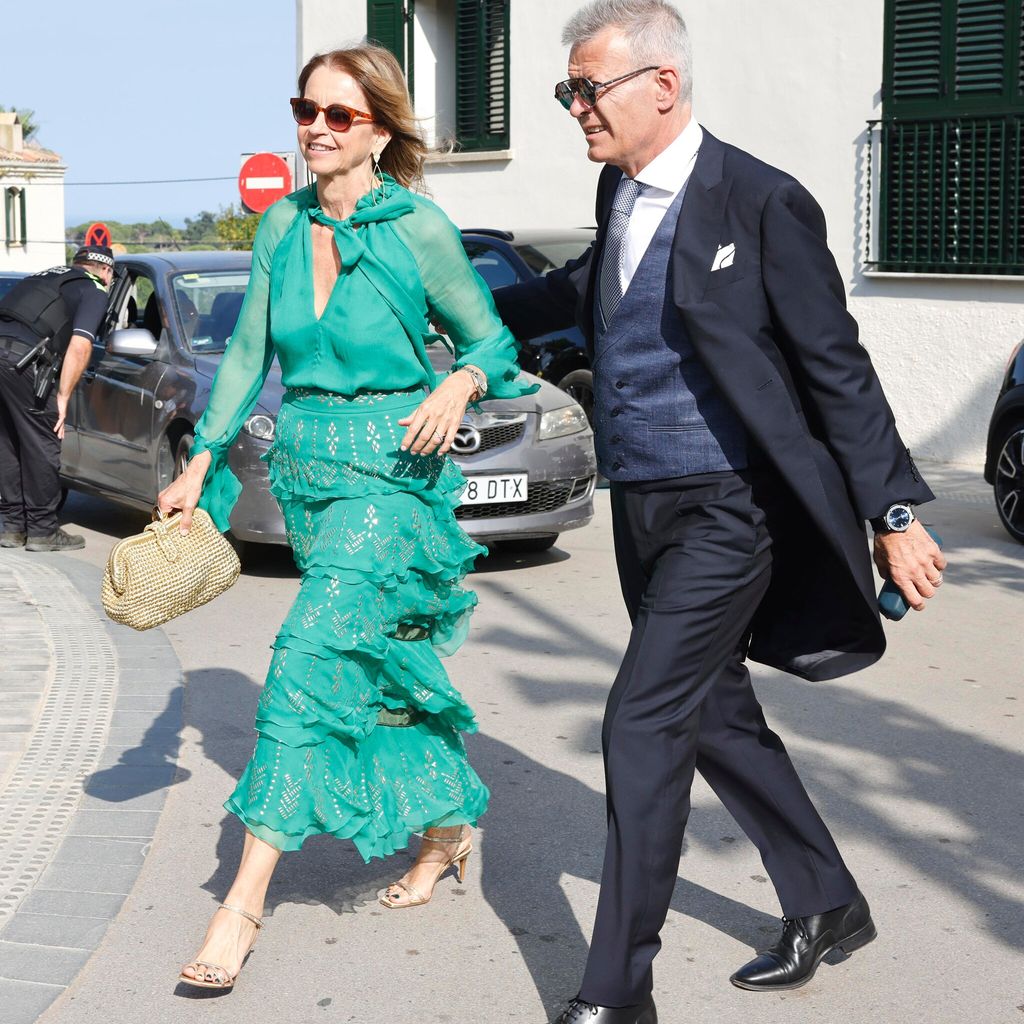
[[61, 252, 596, 554]]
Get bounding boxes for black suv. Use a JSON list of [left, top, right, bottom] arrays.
[[984, 339, 1024, 543]]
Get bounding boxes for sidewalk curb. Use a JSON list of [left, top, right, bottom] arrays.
[[0, 552, 183, 1024]]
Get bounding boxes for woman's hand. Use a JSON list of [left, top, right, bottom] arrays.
[[157, 449, 211, 534], [399, 371, 477, 456]]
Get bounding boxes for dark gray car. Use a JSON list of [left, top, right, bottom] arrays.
[[62, 251, 596, 553]]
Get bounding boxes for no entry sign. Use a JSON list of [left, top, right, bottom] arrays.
[[238, 153, 293, 214]]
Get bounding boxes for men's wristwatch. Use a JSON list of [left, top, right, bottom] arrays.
[[870, 502, 915, 533]]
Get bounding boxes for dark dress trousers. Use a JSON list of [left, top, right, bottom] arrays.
[[493, 128, 935, 1006]]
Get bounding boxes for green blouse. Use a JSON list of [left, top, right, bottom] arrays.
[[191, 174, 536, 528]]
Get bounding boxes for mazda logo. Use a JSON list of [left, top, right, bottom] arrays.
[[451, 423, 482, 455]]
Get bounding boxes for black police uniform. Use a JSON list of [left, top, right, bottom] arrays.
[[0, 266, 108, 539]]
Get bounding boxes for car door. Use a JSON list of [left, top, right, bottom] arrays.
[[72, 266, 168, 500]]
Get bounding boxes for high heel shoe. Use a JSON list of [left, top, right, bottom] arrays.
[[378, 826, 473, 909], [178, 903, 263, 990]]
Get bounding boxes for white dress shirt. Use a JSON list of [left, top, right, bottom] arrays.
[[618, 118, 703, 294]]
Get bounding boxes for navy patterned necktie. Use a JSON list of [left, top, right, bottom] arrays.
[[599, 176, 647, 324]]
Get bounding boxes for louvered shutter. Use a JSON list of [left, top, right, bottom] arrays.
[[367, 0, 407, 72], [956, 0, 1008, 97], [455, 0, 510, 151], [886, 0, 944, 105], [878, 0, 1024, 272]]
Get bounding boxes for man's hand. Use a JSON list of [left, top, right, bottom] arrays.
[[53, 392, 70, 440], [873, 520, 947, 612], [51, 335, 93, 439], [157, 449, 211, 534]]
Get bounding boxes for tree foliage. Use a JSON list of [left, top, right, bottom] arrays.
[[214, 205, 260, 251], [66, 206, 257, 253], [1, 106, 39, 141]]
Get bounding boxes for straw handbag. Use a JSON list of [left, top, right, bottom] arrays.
[[102, 508, 240, 631]]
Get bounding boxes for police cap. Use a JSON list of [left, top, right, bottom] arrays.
[[74, 245, 115, 269]]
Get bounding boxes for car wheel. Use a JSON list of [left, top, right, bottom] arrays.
[[993, 422, 1024, 544], [499, 535, 558, 554], [557, 368, 595, 426], [173, 434, 193, 479]]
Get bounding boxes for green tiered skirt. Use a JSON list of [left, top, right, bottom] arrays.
[[225, 388, 489, 860]]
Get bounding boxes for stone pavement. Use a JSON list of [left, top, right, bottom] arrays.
[[0, 465, 1021, 1024], [0, 552, 182, 1023]]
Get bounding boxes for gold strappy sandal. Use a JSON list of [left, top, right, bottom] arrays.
[[178, 903, 263, 990], [378, 826, 473, 909]]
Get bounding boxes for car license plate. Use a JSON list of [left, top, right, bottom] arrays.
[[460, 473, 528, 506]]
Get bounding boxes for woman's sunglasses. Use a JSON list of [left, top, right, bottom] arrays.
[[289, 97, 374, 133], [553, 66, 658, 110]]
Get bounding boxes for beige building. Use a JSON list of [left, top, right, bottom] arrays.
[[0, 113, 66, 272], [297, 1, 1024, 469]]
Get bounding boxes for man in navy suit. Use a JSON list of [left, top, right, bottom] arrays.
[[493, 3, 947, 1022]]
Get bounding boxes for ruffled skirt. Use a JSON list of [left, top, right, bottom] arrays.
[[225, 388, 488, 860]]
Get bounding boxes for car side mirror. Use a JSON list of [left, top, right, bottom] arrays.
[[108, 327, 158, 357]]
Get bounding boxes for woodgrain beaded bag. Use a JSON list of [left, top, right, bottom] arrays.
[[101, 508, 240, 631]]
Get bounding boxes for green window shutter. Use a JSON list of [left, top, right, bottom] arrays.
[[877, 0, 1024, 272], [455, 0, 510, 152], [1017, 0, 1024, 95], [367, 0, 405, 66], [366, 0, 414, 96], [955, 0, 1007, 98], [885, 0, 944, 108]]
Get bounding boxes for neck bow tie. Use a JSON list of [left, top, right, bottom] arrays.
[[307, 180, 414, 267]]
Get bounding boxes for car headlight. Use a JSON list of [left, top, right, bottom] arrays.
[[538, 405, 588, 441], [243, 413, 276, 441]]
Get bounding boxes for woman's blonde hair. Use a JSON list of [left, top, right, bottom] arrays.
[[298, 44, 427, 191]]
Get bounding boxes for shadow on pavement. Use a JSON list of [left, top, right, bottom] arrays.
[[133, 578, 1023, 1010], [85, 692, 191, 796]]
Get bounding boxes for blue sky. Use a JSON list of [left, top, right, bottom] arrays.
[[1, 1, 296, 230]]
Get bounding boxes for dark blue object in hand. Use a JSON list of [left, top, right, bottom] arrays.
[[878, 526, 943, 621]]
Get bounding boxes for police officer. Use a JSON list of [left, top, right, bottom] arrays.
[[0, 245, 114, 551]]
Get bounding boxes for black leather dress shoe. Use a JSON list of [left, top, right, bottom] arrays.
[[551, 995, 657, 1023], [730, 891, 876, 991]]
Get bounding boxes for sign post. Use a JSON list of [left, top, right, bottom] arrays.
[[238, 153, 294, 214]]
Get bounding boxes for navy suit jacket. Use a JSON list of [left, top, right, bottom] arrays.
[[494, 127, 934, 681]]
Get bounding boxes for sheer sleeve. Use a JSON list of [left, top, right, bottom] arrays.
[[190, 201, 295, 530], [395, 201, 538, 400]]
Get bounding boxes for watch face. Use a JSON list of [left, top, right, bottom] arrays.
[[886, 505, 913, 531]]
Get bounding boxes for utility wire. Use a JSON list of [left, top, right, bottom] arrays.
[[22, 175, 238, 187]]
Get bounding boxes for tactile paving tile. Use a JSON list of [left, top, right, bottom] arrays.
[[0, 561, 116, 926]]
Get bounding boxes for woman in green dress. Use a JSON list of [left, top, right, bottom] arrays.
[[159, 44, 534, 990]]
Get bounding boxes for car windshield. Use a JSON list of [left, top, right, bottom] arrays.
[[172, 270, 250, 352], [514, 240, 593, 277]]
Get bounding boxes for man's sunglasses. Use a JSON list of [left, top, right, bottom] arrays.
[[554, 66, 659, 110], [289, 97, 374, 133]]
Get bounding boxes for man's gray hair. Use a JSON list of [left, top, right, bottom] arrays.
[[562, 0, 692, 104]]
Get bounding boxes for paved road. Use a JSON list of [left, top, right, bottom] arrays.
[[0, 464, 1021, 1023]]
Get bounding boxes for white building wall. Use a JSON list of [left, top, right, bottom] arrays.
[[0, 165, 67, 273], [298, 0, 1024, 468]]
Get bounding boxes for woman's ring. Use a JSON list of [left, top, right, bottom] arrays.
[[432, 431, 445, 443]]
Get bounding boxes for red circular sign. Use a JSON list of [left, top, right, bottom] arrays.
[[238, 153, 293, 214], [85, 222, 111, 247]]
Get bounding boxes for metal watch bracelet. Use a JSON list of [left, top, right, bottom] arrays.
[[460, 364, 487, 400]]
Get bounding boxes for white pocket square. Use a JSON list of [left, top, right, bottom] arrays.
[[711, 242, 736, 272]]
